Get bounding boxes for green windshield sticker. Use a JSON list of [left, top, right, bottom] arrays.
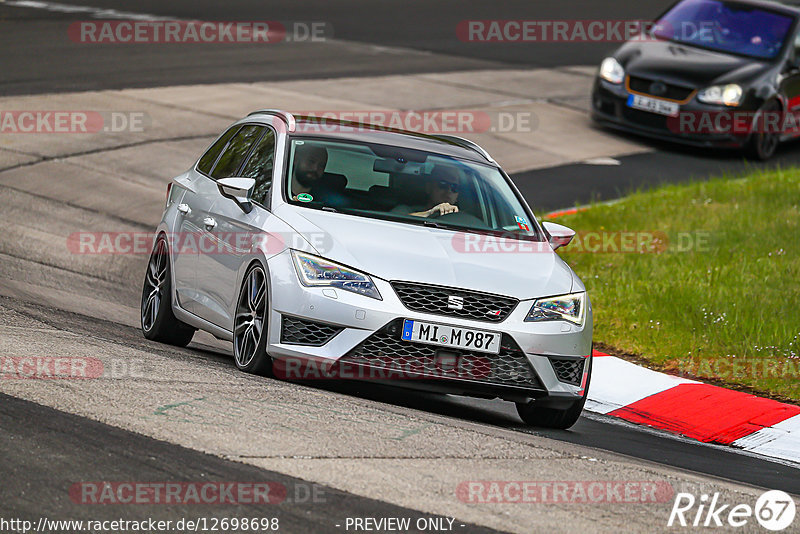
[[297, 193, 313, 202]]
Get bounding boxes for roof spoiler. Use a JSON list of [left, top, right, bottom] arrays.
[[247, 109, 296, 133], [432, 134, 495, 164]]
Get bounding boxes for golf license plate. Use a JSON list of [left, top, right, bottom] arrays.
[[401, 319, 500, 354], [627, 93, 679, 117]]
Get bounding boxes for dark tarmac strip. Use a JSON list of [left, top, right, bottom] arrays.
[[513, 138, 800, 213], [0, 391, 504, 533]]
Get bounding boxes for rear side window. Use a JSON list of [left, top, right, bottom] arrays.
[[197, 125, 240, 175], [240, 128, 276, 205], [210, 125, 264, 179]]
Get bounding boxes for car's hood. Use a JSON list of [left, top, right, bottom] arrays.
[[273, 206, 574, 300], [617, 40, 768, 88]]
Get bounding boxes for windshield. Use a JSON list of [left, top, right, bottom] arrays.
[[653, 0, 795, 59], [284, 138, 543, 240]]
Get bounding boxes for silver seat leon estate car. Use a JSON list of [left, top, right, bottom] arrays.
[[141, 110, 592, 429]]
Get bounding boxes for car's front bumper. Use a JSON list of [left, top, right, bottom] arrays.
[[591, 78, 755, 149], [264, 251, 592, 403]]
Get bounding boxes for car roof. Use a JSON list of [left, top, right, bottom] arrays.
[[244, 111, 496, 166]]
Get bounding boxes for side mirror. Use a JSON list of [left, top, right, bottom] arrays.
[[542, 221, 576, 250], [217, 177, 255, 213], [786, 54, 800, 71]]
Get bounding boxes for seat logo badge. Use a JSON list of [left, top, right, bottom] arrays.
[[447, 296, 464, 310]]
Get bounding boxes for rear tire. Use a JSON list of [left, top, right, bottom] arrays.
[[746, 99, 781, 160], [516, 357, 591, 430], [141, 236, 196, 347]]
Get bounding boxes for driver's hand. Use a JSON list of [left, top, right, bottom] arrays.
[[426, 203, 458, 217]]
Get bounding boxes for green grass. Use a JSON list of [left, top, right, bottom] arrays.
[[551, 167, 800, 402]]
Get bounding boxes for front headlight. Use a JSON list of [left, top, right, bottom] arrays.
[[697, 84, 742, 106], [291, 250, 382, 300], [525, 292, 585, 325], [599, 57, 625, 84]]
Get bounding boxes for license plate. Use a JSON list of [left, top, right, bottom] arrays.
[[627, 94, 679, 117], [401, 319, 500, 354]]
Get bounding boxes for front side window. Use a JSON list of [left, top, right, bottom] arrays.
[[210, 125, 264, 179], [284, 138, 543, 241], [240, 128, 276, 205]]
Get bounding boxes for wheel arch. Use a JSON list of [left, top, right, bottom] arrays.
[[742, 94, 784, 145]]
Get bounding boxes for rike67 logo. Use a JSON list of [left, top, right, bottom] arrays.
[[668, 490, 796, 530]]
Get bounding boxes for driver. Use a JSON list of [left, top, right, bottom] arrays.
[[393, 164, 460, 218]]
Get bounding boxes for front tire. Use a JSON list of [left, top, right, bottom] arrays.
[[516, 357, 591, 430], [233, 264, 273, 376], [141, 236, 196, 347]]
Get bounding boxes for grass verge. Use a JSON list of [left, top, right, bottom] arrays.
[[551, 167, 800, 402]]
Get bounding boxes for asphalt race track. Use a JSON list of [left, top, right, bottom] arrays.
[[1, 1, 799, 533], [0, 0, 676, 95]]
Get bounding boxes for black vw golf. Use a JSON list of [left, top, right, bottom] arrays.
[[592, 0, 800, 159]]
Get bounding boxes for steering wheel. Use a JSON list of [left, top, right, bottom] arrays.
[[434, 210, 490, 228]]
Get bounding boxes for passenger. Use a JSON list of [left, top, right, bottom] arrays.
[[291, 144, 328, 200]]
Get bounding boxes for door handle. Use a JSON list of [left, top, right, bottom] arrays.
[[177, 203, 191, 215], [203, 217, 217, 230]]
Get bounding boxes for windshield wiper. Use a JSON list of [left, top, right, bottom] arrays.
[[423, 219, 490, 233]]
